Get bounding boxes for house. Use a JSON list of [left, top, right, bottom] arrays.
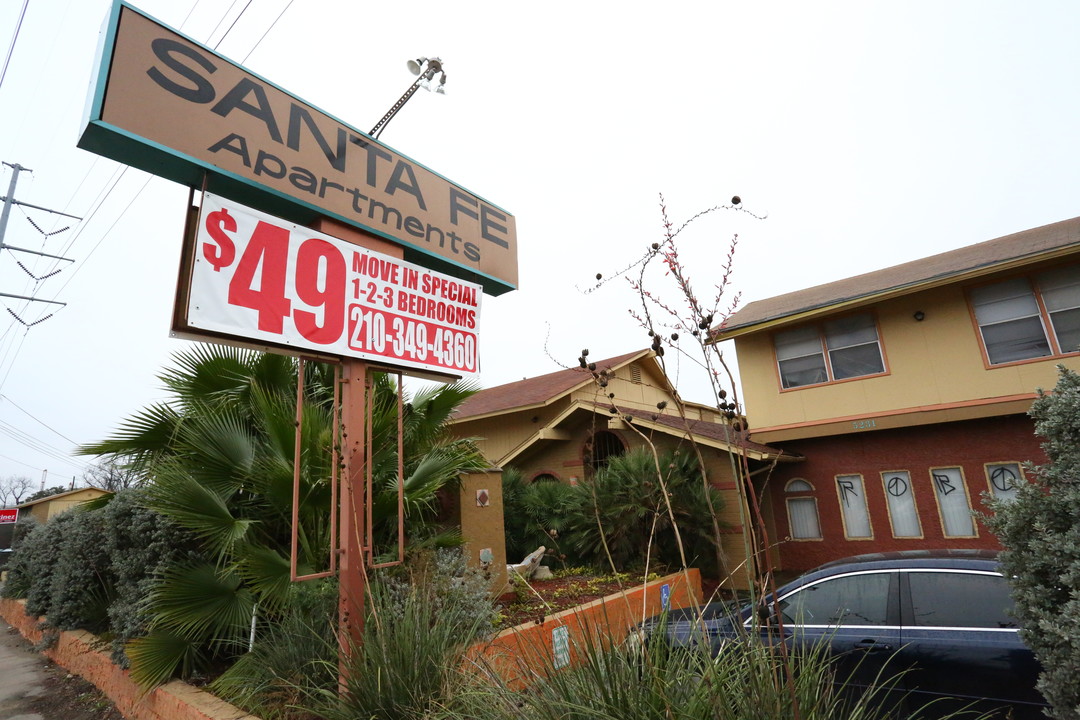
[[450, 348, 799, 588], [17, 487, 109, 524], [712, 216, 1080, 572]]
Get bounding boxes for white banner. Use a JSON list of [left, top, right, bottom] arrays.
[[186, 193, 482, 375]]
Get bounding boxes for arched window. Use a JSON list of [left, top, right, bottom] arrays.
[[532, 473, 559, 483], [584, 430, 625, 477], [785, 478, 822, 540]]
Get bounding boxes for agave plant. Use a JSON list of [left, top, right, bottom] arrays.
[[79, 343, 487, 686]]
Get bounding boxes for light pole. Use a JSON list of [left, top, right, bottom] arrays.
[[369, 57, 447, 139]]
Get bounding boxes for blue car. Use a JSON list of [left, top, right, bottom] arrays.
[[645, 550, 1048, 718]]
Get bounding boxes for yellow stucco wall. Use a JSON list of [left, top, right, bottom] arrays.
[[736, 280, 1080, 442], [457, 470, 508, 593], [24, 489, 108, 524]]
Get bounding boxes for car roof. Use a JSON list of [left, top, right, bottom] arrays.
[[801, 549, 1000, 580]]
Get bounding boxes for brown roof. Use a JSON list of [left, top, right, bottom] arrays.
[[594, 402, 797, 460], [716, 215, 1080, 338], [453, 349, 653, 420]]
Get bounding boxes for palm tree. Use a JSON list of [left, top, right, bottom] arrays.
[[79, 344, 487, 686]]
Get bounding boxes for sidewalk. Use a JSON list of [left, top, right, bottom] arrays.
[[0, 617, 123, 720], [0, 618, 48, 720]]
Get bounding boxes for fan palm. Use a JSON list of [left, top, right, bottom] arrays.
[[78, 344, 487, 686]]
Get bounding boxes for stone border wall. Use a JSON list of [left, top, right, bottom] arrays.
[[2, 569, 702, 714], [469, 569, 701, 688], [0, 597, 259, 720]]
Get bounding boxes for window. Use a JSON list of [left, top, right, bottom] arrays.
[[583, 430, 624, 477], [774, 313, 885, 389], [985, 462, 1023, 502], [970, 265, 1080, 365], [930, 467, 976, 537], [908, 572, 1016, 629], [836, 474, 873, 539], [785, 479, 822, 540], [880, 471, 922, 538], [777, 572, 891, 626], [531, 473, 559, 483]]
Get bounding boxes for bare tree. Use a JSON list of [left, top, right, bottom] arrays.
[[0, 475, 35, 507], [82, 458, 141, 492]]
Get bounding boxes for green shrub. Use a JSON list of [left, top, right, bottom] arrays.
[[502, 468, 579, 565], [210, 578, 338, 720], [45, 507, 114, 633], [987, 365, 1080, 719], [450, 621, 909, 720], [102, 489, 202, 666]]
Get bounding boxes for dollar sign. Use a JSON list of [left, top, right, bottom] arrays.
[[203, 208, 237, 271]]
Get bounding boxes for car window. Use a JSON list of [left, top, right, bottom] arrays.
[[908, 571, 1017, 628], [777, 572, 891, 626]]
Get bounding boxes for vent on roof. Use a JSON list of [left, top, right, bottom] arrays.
[[630, 364, 642, 384]]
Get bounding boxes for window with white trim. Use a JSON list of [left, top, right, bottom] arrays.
[[930, 467, 977, 537], [985, 462, 1023, 502], [774, 313, 885, 389], [880, 471, 922, 538], [785, 479, 822, 540], [836, 474, 873, 539], [970, 265, 1080, 365]]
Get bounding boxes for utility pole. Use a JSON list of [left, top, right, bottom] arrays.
[[0, 161, 79, 313]]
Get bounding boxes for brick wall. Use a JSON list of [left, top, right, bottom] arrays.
[[767, 415, 1043, 572]]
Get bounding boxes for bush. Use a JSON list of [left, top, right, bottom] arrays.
[[987, 365, 1080, 719], [102, 490, 202, 665], [503, 448, 726, 574], [449, 622, 908, 720], [0, 490, 201, 666], [210, 578, 338, 720]]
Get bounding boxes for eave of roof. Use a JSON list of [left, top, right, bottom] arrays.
[[498, 399, 799, 466], [452, 349, 656, 422], [712, 215, 1080, 340]]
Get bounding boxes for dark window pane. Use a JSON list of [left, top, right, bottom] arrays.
[[830, 342, 885, 380], [779, 354, 828, 388], [1050, 307, 1080, 354], [908, 572, 1016, 629], [778, 573, 890, 626], [981, 316, 1051, 364]]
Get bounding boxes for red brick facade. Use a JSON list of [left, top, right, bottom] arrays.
[[767, 414, 1045, 573]]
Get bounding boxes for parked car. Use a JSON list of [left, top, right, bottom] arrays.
[[642, 550, 1048, 719]]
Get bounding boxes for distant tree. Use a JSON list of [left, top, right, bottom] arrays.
[[82, 458, 141, 492], [0, 475, 34, 506], [987, 365, 1080, 720], [24, 485, 69, 503]]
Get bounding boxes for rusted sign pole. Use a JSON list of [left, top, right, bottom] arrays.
[[338, 357, 369, 667], [312, 219, 406, 678]]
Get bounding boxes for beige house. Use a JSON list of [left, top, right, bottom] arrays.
[[450, 349, 797, 588], [18, 487, 109, 524]]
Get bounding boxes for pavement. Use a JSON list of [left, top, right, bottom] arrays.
[[0, 617, 47, 720]]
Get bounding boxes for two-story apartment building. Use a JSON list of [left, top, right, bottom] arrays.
[[714, 216, 1080, 572]]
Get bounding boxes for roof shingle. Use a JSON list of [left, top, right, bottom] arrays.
[[718, 215, 1080, 336]]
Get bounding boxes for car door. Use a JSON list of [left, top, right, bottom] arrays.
[[898, 569, 1047, 719], [760, 570, 902, 694]]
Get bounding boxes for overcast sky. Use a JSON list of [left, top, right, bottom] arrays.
[[1, 0, 1079, 489]]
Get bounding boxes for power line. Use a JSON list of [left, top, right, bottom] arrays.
[[0, 0, 30, 91], [1, 393, 78, 444]]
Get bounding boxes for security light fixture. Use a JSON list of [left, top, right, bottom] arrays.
[[370, 56, 448, 139]]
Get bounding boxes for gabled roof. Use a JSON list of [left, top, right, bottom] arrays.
[[17, 487, 108, 509], [453, 349, 656, 420], [587, 402, 799, 461], [714, 215, 1080, 340]]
